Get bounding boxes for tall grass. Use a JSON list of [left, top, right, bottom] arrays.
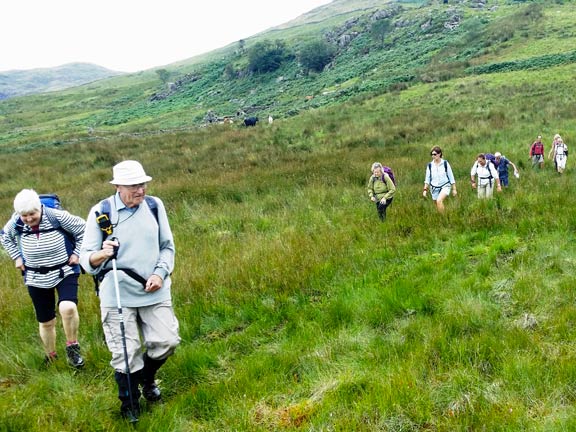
[[1, 60, 576, 430]]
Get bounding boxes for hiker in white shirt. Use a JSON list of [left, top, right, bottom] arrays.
[[423, 146, 457, 213], [470, 153, 501, 199], [548, 134, 568, 174]]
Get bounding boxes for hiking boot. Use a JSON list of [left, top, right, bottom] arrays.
[[141, 353, 166, 402], [66, 343, 85, 369], [120, 404, 140, 423], [142, 381, 162, 402]]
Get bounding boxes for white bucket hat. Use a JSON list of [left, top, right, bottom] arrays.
[[110, 160, 152, 185]]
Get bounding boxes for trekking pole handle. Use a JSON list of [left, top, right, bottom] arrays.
[[110, 237, 120, 260]]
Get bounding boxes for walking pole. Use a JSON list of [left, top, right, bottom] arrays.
[[110, 238, 138, 423]]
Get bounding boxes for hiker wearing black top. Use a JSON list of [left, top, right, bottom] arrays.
[[529, 135, 545, 169], [423, 146, 457, 213], [0, 189, 86, 368], [470, 153, 502, 199], [367, 162, 396, 221]]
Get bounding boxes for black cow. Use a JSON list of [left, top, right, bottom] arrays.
[[244, 116, 259, 127]]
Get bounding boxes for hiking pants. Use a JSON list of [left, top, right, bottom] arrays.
[[101, 300, 180, 373], [477, 183, 494, 199], [556, 155, 567, 171], [376, 197, 393, 221], [532, 155, 543, 168]]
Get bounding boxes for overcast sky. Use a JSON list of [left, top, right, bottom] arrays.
[[1, 0, 332, 73]]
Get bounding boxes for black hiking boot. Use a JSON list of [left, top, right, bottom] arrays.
[[115, 371, 141, 422], [142, 381, 162, 402], [120, 402, 140, 423], [141, 353, 167, 402], [66, 343, 85, 369]]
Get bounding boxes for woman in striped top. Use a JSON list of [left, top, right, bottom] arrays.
[[1, 189, 86, 368]]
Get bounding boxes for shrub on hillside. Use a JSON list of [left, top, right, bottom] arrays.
[[298, 40, 336, 74], [247, 40, 291, 74]]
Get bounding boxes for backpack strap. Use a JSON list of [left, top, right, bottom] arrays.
[[95, 267, 148, 288], [95, 196, 159, 242], [478, 161, 494, 186], [144, 196, 159, 225], [92, 196, 159, 295], [15, 207, 75, 249], [429, 160, 450, 189]]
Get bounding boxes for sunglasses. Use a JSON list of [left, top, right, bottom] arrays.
[[431, 153, 438, 156]]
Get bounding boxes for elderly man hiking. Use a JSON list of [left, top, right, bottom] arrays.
[[80, 160, 180, 422], [494, 152, 519, 187]]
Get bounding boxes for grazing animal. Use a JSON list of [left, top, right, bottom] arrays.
[[244, 117, 259, 127]]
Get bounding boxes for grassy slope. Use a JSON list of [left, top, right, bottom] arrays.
[[0, 1, 576, 431], [7, 1, 563, 150]]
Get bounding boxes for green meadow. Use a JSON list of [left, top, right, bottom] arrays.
[[1, 61, 576, 430], [1, 1, 576, 430]]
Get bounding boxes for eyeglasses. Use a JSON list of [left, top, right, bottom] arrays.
[[431, 153, 438, 156], [124, 183, 147, 191]]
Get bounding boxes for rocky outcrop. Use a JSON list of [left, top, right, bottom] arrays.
[[149, 73, 200, 101]]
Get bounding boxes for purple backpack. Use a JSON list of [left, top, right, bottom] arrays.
[[382, 166, 396, 186]]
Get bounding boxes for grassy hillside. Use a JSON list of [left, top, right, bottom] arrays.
[[1, 0, 576, 430], [2, 1, 574, 152]]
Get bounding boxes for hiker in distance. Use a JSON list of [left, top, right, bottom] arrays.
[[470, 153, 502, 199], [494, 152, 519, 187], [0, 189, 86, 368], [367, 162, 396, 221], [529, 135, 545, 169], [423, 146, 457, 213], [79, 160, 180, 421], [548, 133, 568, 174]]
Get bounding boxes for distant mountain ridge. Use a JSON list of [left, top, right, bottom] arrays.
[[0, 63, 124, 100]]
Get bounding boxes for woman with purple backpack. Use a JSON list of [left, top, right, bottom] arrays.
[[367, 162, 396, 221]]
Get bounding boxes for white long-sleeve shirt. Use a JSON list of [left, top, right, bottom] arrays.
[[425, 159, 456, 189], [471, 161, 499, 187]]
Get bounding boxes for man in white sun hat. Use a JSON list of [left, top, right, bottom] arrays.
[[80, 160, 180, 421]]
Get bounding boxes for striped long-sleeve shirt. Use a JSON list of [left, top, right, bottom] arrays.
[[1, 206, 85, 288]]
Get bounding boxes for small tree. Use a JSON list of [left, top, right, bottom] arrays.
[[371, 19, 392, 48], [299, 39, 336, 73], [247, 39, 289, 74], [156, 69, 171, 84], [224, 63, 236, 80]]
